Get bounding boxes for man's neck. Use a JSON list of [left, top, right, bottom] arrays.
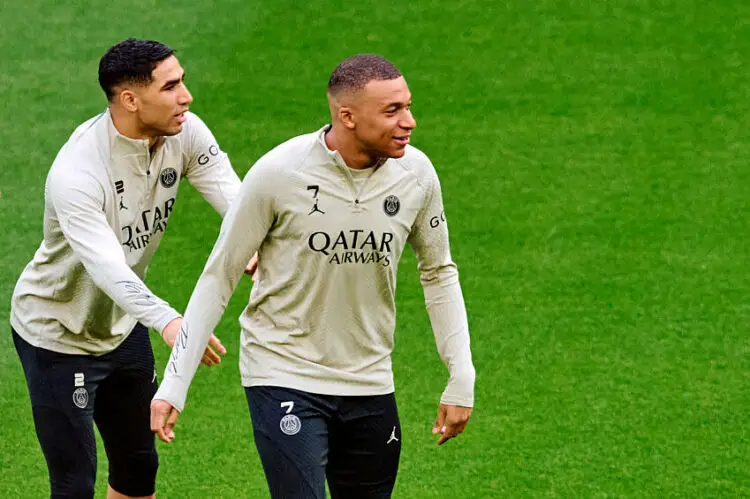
[[324, 126, 379, 170], [109, 105, 159, 148]]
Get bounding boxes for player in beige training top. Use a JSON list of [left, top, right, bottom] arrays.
[[151, 54, 475, 498], [10, 39, 249, 499]]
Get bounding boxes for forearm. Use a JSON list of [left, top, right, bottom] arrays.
[[155, 270, 236, 412], [97, 265, 181, 333], [62, 212, 180, 333], [154, 160, 276, 411], [187, 160, 241, 217], [423, 268, 476, 407]]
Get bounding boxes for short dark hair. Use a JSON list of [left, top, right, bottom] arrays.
[[98, 38, 175, 101], [327, 54, 402, 96]]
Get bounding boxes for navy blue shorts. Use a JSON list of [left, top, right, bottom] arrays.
[[13, 324, 159, 499], [245, 385, 402, 499]]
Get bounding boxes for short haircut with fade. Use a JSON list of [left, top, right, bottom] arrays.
[[327, 54, 402, 96], [98, 38, 175, 101]]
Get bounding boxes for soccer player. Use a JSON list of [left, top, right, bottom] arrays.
[[151, 54, 475, 498], [10, 38, 249, 499]]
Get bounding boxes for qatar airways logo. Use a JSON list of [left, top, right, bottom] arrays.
[[122, 198, 175, 252], [308, 229, 394, 266]]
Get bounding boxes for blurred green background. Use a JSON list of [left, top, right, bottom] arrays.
[[1, 0, 749, 496]]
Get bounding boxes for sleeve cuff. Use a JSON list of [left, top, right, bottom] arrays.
[[151, 310, 182, 335], [440, 393, 475, 407], [440, 365, 476, 407], [153, 376, 189, 413]]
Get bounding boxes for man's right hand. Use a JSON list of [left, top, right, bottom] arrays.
[[245, 252, 259, 282], [161, 317, 227, 367], [151, 399, 180, 443]]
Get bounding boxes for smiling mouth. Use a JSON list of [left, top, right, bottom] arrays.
[[394, 136, 410, 145]]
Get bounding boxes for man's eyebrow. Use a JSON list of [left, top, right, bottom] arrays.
[[161, 72, 185, 90], [383, 99, 412, 109]]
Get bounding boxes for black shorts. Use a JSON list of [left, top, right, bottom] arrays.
[[245, 385, 402, 499], [13, 324, 159, 499]]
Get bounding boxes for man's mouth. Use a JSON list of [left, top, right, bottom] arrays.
[[393, 135, 410, 146]]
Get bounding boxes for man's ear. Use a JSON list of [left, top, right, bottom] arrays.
[[118, 89, 138, 113], [328, 91, 357, 130], [339, 106, 355, 130]]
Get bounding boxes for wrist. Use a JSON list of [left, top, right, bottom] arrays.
[[160, 316, 183, 340], [154, 311, 182, 336]]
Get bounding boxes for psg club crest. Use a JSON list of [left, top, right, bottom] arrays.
[[160, 168, 178, 188], [383, 195, 400, 217], [280, 414, 301, 435], [72, 387, 89, 409]]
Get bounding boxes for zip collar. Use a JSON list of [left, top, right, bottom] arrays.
[[315, 125, 388, 171], [315, 126, 384, 211], [101, 108, 161, 176]]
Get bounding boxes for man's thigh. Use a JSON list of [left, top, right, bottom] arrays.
[[245, 386, 336, 499], [328, 392, 402, 499], [94, 323, 159, 498], [12, 329, 107, 498]]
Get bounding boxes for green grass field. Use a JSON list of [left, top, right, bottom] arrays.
[[2, 0, 750, 497]]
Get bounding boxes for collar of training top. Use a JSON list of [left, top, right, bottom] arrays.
[[103, 108, 168, 159], [316, 125, 388, 170]]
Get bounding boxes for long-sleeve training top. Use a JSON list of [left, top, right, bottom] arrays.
[[11, 109, 240, 355], [155, 126, 475, 411]]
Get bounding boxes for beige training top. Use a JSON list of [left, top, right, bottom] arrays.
[[155, 126, 475, 411], [11, 110, 240, 354]]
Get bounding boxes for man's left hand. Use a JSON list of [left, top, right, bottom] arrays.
[[432, 403, 472, 445]]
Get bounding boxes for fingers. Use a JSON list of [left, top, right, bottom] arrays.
[[437, 429, 455, 445], [432, 405, 447, 435], [200, 351, 216, 367], [437, 418, 467, 445], [202, 347, 221, 366], [200, 335, 227, 367], [437, 418, 464, 445], [164, 408, 180, 441], [435, 405, 473, 445], [151, 401, 178, 443], [244, 253, 259, 276], [208, 334, 227, 355], [150, 406, 167, 442]]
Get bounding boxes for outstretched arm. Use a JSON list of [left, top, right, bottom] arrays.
[[50, 172, 180, 335], [407, 165, 475, 445], [151, 159, 277, 442]]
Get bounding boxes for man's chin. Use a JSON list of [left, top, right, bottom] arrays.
[[388, 147, 407, 158], [162, 124, 183, 136]]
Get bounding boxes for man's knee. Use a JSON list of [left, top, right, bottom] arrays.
[[31, 404, 97, 499], [49, 470, 96, 499], [108, 449, 158, 497]]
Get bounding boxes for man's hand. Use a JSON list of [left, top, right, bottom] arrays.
[[151, 399, 180, 443], [432, 403, 473, 445], [161, 318, 227, 367], [244, 252, 259, 282]]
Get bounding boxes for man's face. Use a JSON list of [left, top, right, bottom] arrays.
[[131, 55, 193, 137], [350, 76, 416, 159]]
